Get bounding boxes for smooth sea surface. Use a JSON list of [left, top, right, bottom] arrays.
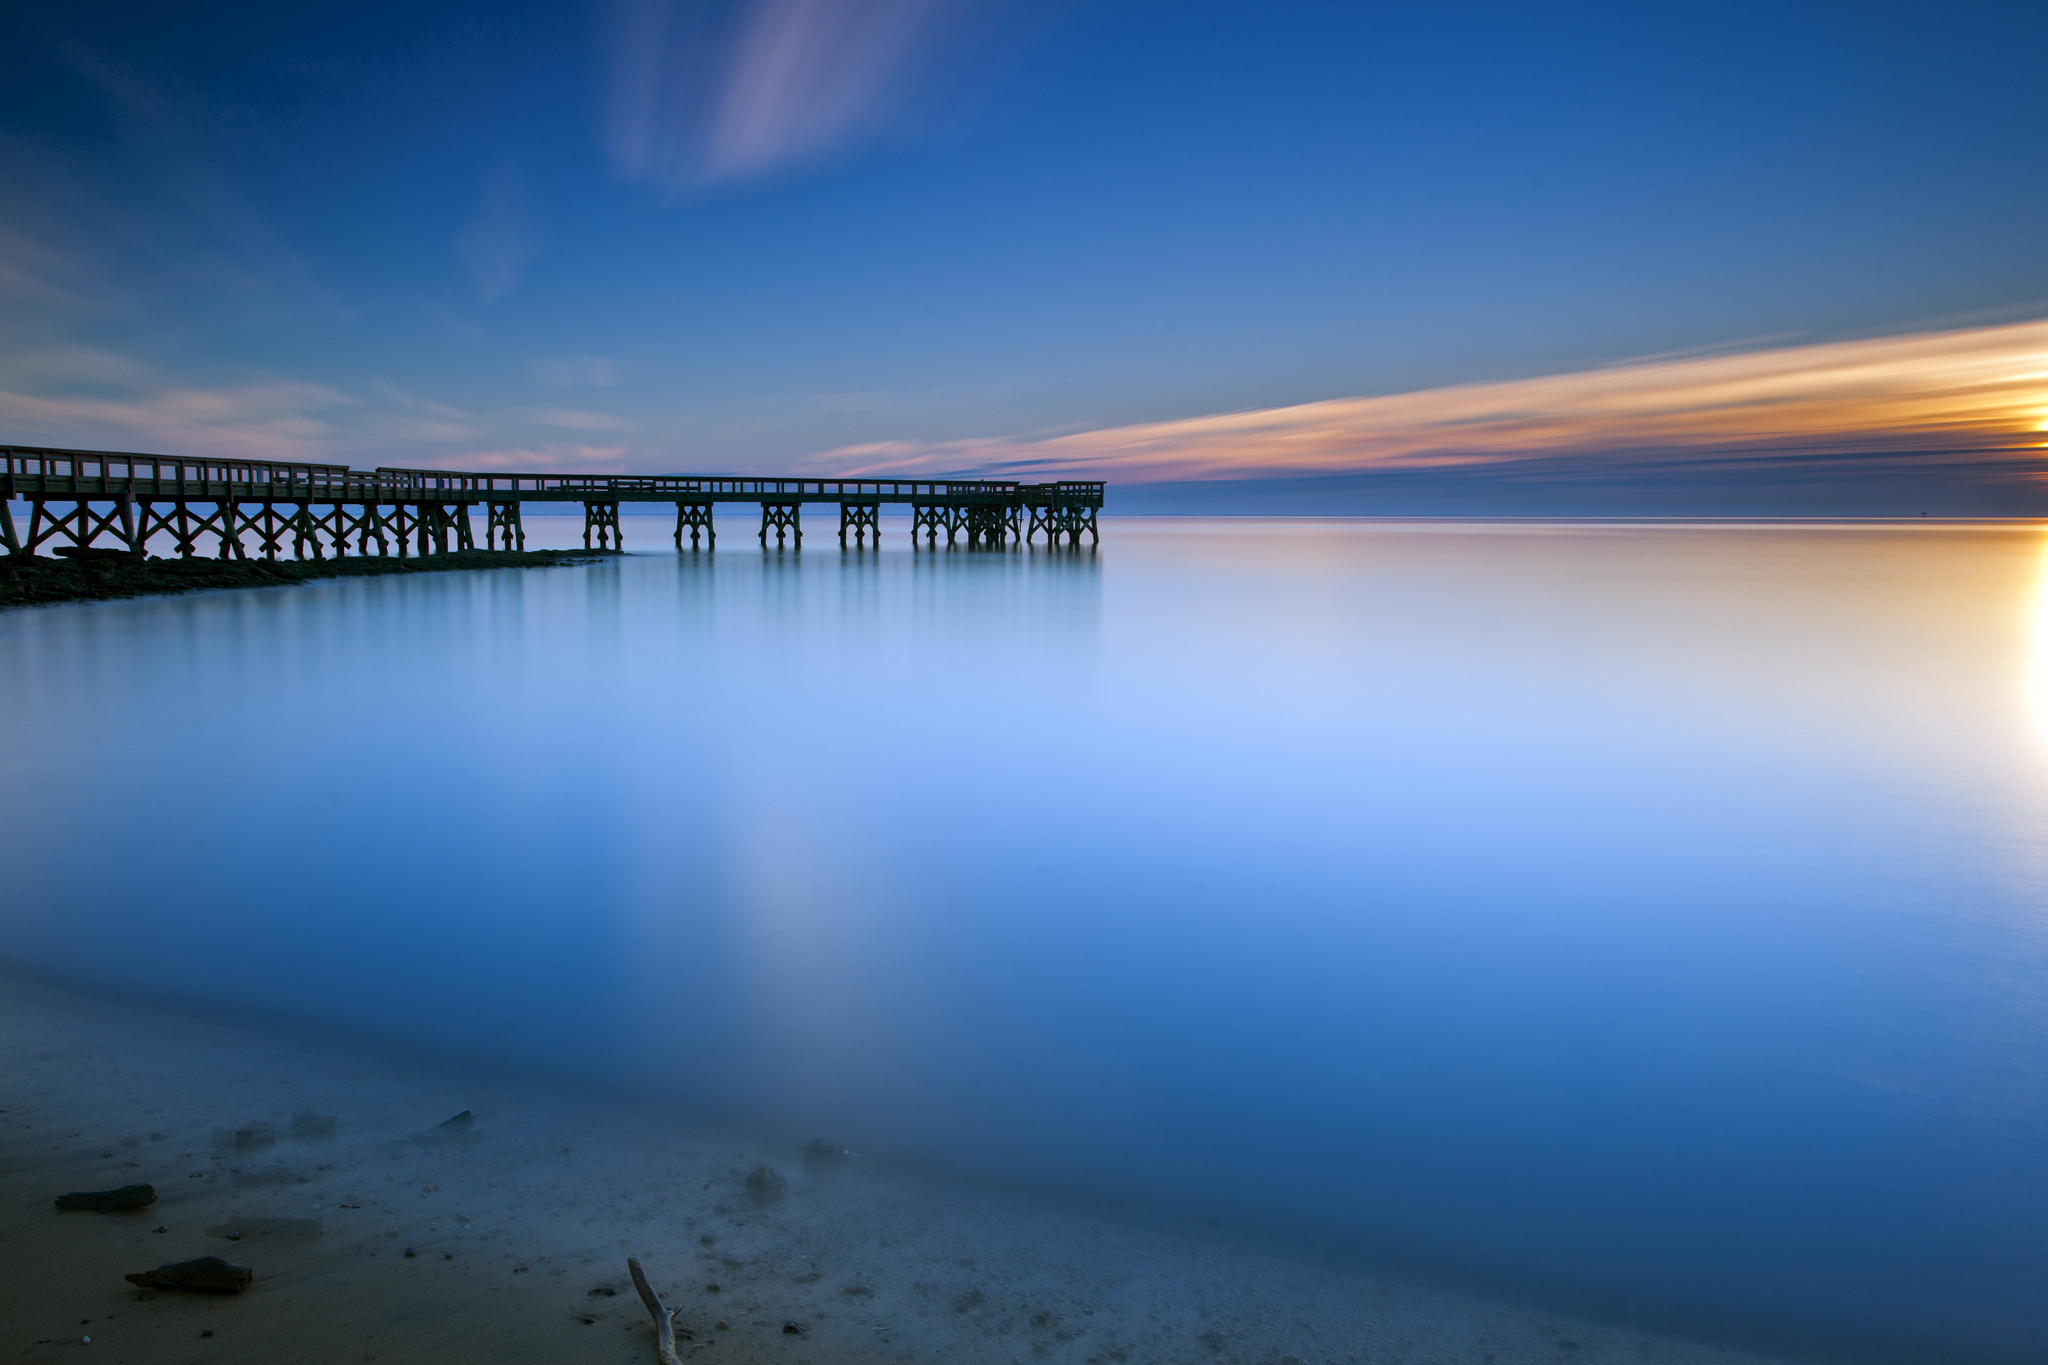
[[5, 518, 2046, 1362]]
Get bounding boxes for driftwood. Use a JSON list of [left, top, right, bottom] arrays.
[[55, 1183, 156, 1211], [407, 1110, 481, 1147], [125, 1256, 252, 1292], [627, 1256, 683, 1365]]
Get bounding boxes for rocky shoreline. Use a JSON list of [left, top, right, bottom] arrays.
[[0, 547, 620, 610]]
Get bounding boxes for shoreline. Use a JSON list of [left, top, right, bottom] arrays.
[[0, 548, 620, 611], [0, 969, 1805, 1365]]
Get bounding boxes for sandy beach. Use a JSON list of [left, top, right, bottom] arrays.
[[0, 969, 1807, 1365]]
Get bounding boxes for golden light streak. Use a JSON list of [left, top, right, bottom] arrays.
[[2033, 530, 2048, 749], [801, 318, 2048, 483]]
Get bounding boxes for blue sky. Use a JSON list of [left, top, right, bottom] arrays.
[[2, 0, 2044, 507]]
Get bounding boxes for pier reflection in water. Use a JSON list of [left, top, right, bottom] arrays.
[[2, 521, 2046, 1364]]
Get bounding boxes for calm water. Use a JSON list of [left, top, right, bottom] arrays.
[[5, 519, 2047, 1362]]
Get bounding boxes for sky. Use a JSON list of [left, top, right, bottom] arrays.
[[1, 0, 2044, 512]]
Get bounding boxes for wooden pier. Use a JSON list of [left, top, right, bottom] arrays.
[[0, 446, 1103, 560]]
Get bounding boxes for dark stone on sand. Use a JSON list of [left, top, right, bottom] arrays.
[[744, 1166, 787, 1202], [207, 1218, 322, 1239], [290, 1110, 337, 1138], [782, 1321, 806, 1335], [125, 1256, 253, 1293], [56, 1183, 157, 1211], [213, 1122, 275, 1151], [803, 1138, 848, 1170]]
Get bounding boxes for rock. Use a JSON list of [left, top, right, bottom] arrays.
[[206, 1217, 321, 1239], [124, 1257, 252, 1293], [744, 1166, 787, 1202], [53, 546, 143, 563], [210, 1121, 276, 1151], [803, 1138, 848, 1171], [290, 1111, 337, 1139], [782, 1321, 806, 1335], [55, 1184, 157, 1211]]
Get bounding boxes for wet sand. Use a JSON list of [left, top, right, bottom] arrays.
[[0, 971, 1802, 1365]]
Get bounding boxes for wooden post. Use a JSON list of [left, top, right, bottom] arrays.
[[584, 500, 623, 550], [838, 500, 880, 548], [487, 501, 525, 550], [758, 501, 800, 548], [673, 501, 713, 549]]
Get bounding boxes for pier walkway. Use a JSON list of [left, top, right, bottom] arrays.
[[1, 446, 1102, 558]]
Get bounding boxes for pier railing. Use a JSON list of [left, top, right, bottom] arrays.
[[2, 444, 1103, 556]]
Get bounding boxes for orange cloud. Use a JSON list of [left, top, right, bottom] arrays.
[[798, 319, 2048, 483]]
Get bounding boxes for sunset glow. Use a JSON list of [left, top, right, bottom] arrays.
[[805, 319, 2048, 484]]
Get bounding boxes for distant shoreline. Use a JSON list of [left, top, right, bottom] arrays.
[[0, 547, 620, 611]]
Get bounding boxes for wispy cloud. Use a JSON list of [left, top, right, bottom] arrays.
[[523, 408, 637, 431], [455, 160, 545, 302], [796, 320, 2048, 483], [605, 0, 972, 190], [453, 443, 630, 473], [0, 378, 353, 460], [530, 356, 620, 387], [372, 379, 470, 420]]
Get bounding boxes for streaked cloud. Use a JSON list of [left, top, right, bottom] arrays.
[[798, 320, 2048, 483], [454, 160, 544, 302], [0, 379, 352, 460], [530, 356, 620, 387], [605, 0, 971, 190], [523, 408, 637, 431], [454, 443, 630, 473], [372, 379, 470, 420]]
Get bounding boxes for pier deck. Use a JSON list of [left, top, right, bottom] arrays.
[[2, 446, 1103, 557]]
